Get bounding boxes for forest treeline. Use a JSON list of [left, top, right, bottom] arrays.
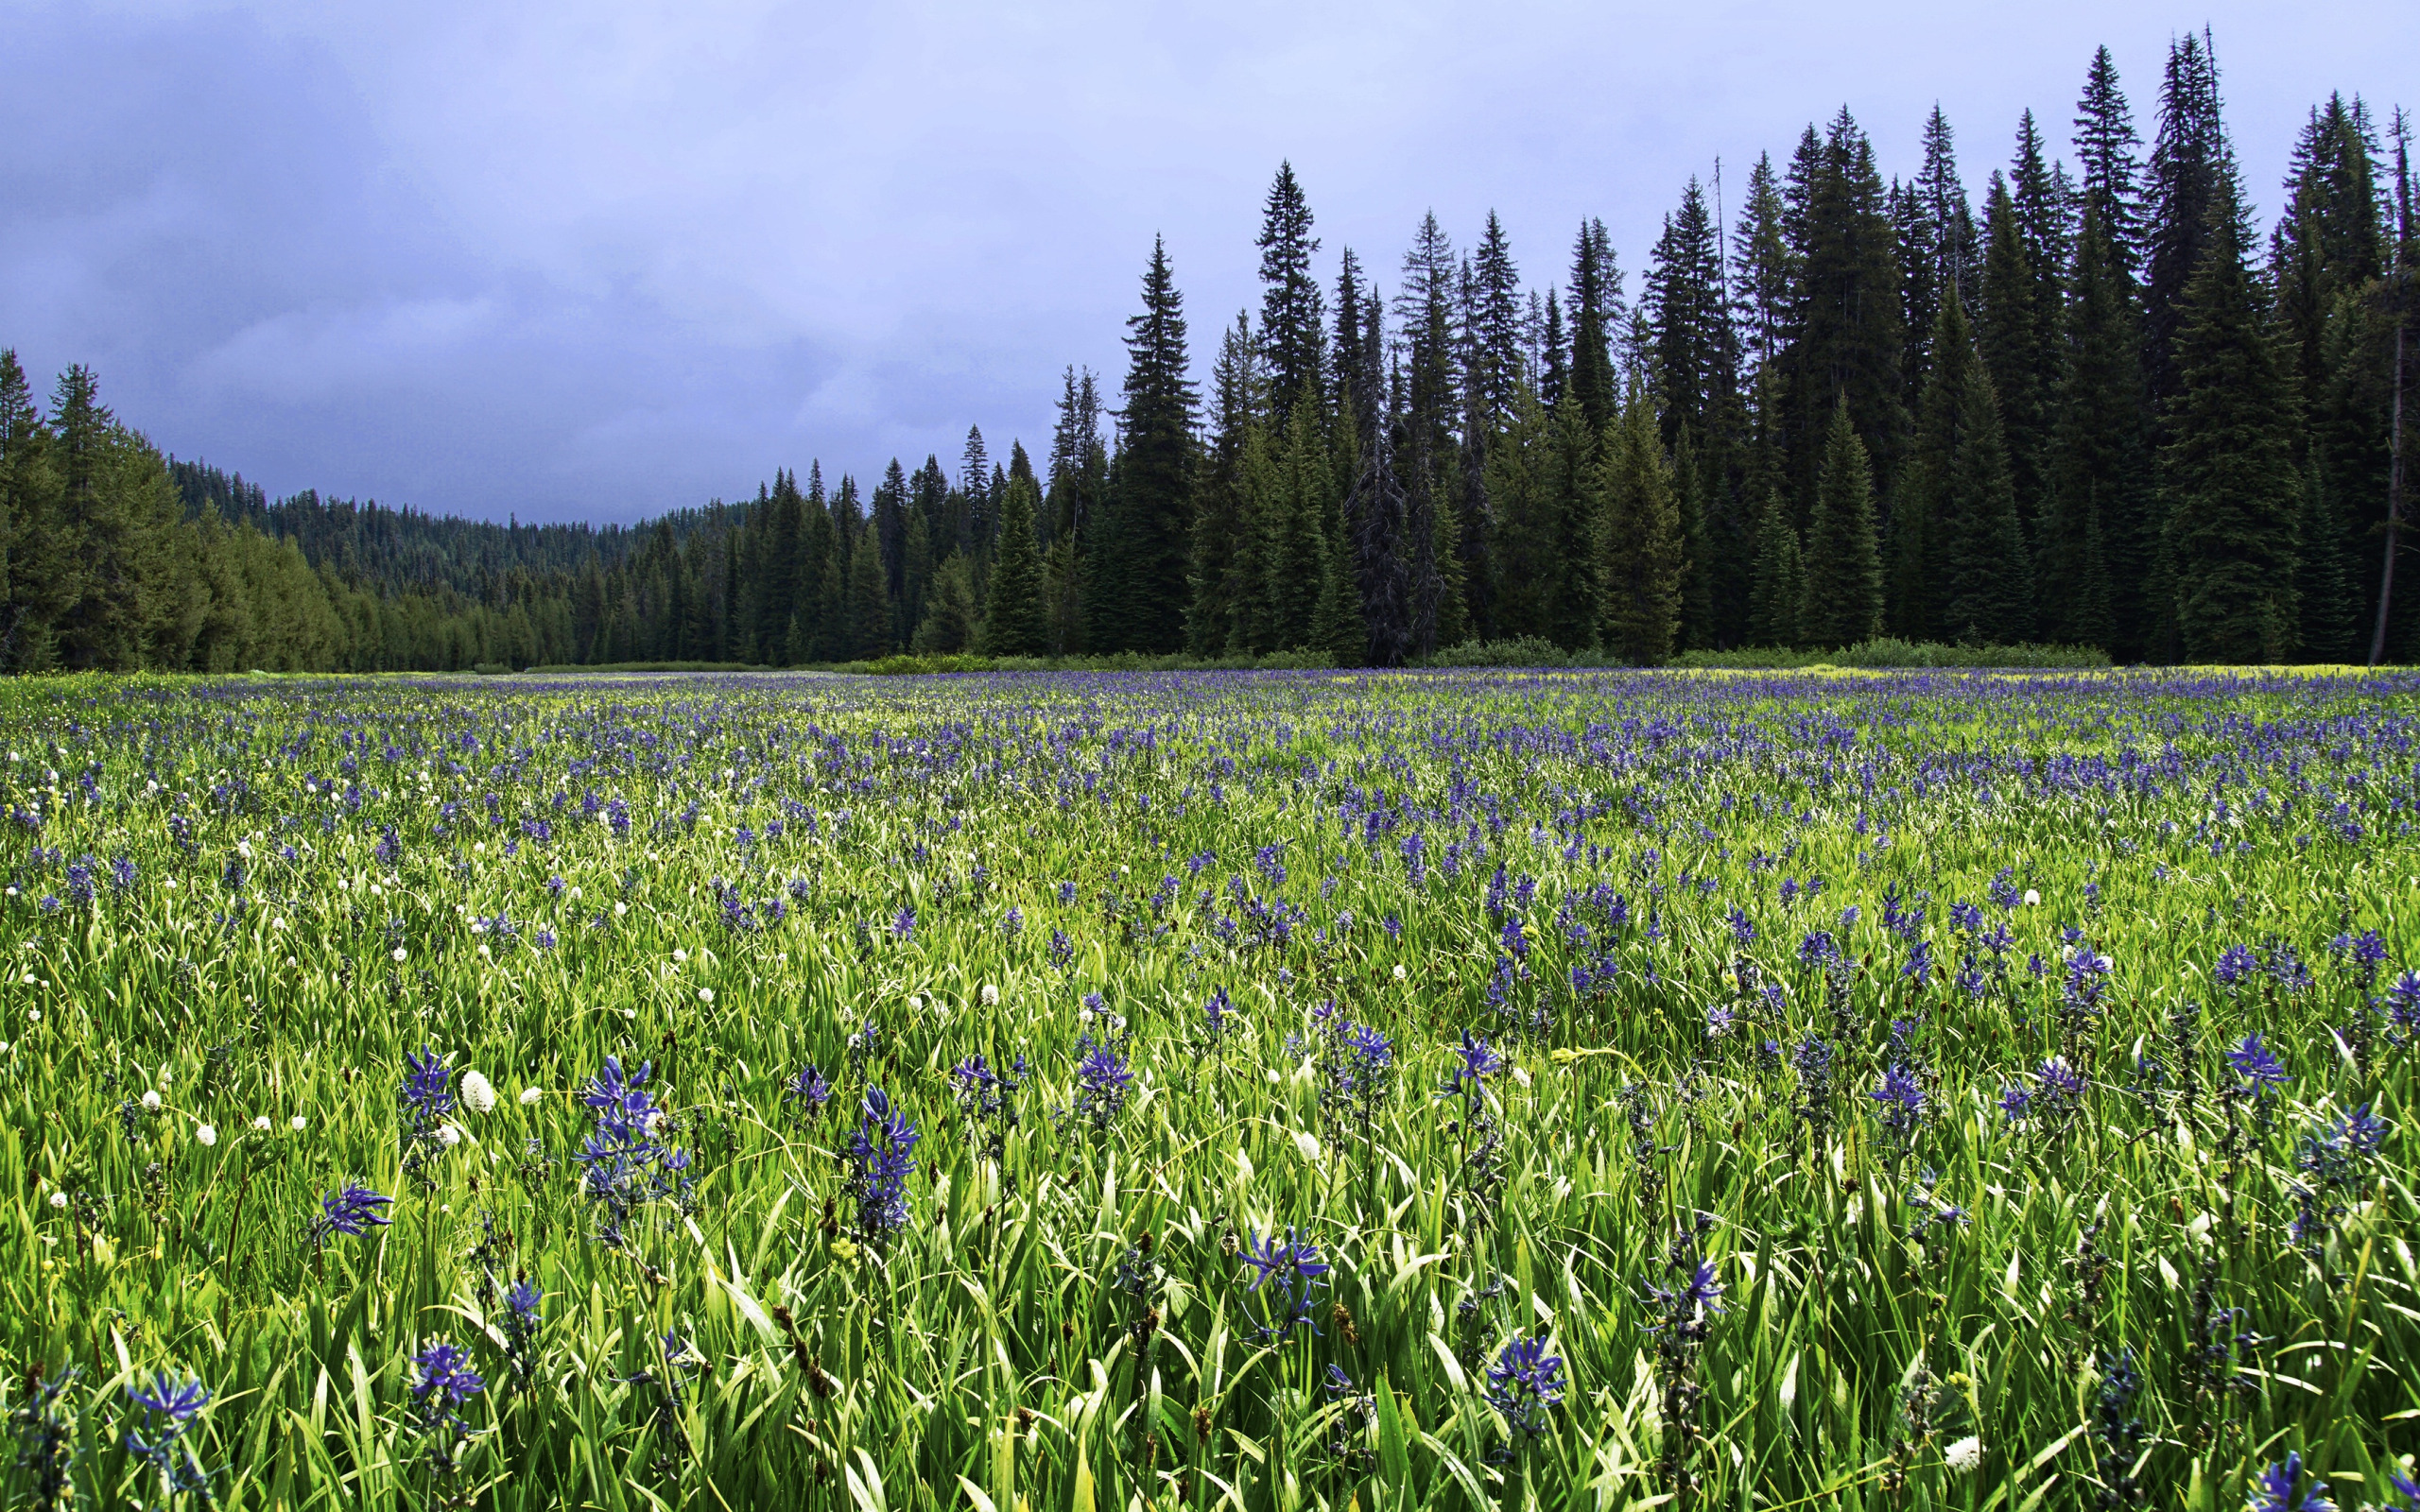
[[0, 31, 2411, 673]]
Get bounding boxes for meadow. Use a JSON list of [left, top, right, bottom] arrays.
[[1, 665, 2416, 1511]]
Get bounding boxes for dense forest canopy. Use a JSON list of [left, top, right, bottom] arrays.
[[1, 32, 2411, 672]]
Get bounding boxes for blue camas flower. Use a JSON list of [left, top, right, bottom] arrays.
[[844, 1087, 918, 1251], [1484, 1334, 1566, 1439], [1237, 1228, 1329, 1339], [2228, 1034, 2288, 1097], [1068, 1044, 1132, 1134], [310, 1181, 394, 1245], [2248, 1452, 2333, 1512], [123, 1371, 213, 1500], [575, 1057, 693, 1249]]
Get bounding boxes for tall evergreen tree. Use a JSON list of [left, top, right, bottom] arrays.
[[0, 350, 69, 671], [981, 475, 1047, 657], [1188, 314, 1264, 656], [1597, 385, 1686, 663], [2164, 163, 2303, 662], [1915, 284, 2035, 641], [2144, 29, 2231, 416], [1467, 212, 1527, 433], [1110, 235, 1201, 652], [1567, 218, 1623, 432], [1748, 486, 1803, 646], [1256, 163, 1326, 425], [1977, 172, 2057, 544], [1733, 153, 1794, 375], [1799, 399, 1885, 646], [1788, 110, 1909, 511]]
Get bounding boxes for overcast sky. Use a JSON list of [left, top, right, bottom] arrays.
[[2, 0, 2411, 524]]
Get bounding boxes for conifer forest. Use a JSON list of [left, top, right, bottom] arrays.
[[2, 34, 2414, 674], [6, 27, 2420, 1512]]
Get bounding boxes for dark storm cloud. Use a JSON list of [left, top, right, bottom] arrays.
[[2, 0, 2411, 522]]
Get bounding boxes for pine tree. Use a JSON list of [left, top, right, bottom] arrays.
[[2074, 45, 2145, 279], [2164, 164, 2303, 662], [1256, 163, 1326, 425], [2273, 94, 2390, 659], [1733, 152, 1793, 374], [1113, 235, 1201, 653], [1789, 110, 1909, 508], [1484, 381, 1556, 641], [1264, 393, 1333, 651], [0, 350, 70, 671], [1977, 172, 2055, 545], [981, 475, 1046, 657], [1748, 487, 1803, 646], [1398, 212, 1466, 645], [1188, 313, 1264, 655], [1346, 293, 1414, 664], [1800, 399, 1885, 647], [1547, 396, 1599, 651], [1920, 285, 2035, 642], [1597, 385, 1685, 662], [1467, 212, 1526, 433], [2145, 31, 2231, 418], [1567, 219, 1623, 432], [911, 553, 979, 653]]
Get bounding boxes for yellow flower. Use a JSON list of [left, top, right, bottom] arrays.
[[829, 1238, 861, 1265]]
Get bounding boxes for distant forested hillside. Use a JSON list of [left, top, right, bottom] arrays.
[[4, 29, 2413, 672]]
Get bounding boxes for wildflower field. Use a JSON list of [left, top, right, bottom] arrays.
[[4, 666, 2419, 1512]]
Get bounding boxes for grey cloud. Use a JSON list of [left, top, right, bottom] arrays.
[[3, 0, 2411, 523]]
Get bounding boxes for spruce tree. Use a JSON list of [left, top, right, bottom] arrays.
[[1114, 235, 1201, 653], [1483, 381, 1556, 641], [1789, 111, 1909, 509], [0, 350, 70, 671], [1256, 163, 1326, 425], [1748, 487, 1803, 646], [1188, 313, 1264, 655], [981, 475, 1047, 657], [1732, 153, 1793, 373], [1264, 394, 1332, 650], [1567, 219, 1623, 432], [1799, 399, 1885, 647], [1597, 385, 1685, 662], [1925, 286, 2035, 641], [1977, 173, 2055, 544], [2145, 29, 2230, 417], [2164, 166, 2303, 662]]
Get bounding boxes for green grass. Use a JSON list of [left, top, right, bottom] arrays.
[[0, 666, 2411, 1510]]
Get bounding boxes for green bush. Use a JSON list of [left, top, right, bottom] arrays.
[[1417, 637, 1573, 668], [1670, 639, 2113, 670]]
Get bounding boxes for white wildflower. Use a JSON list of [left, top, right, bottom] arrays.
[[459, 1070, 497, 1114], [1944, 1436, 1982, 1474], [290, 1115, 307, 1131], [49, 1190, 68, 1209], [141, 1090, 163, 1111], [518, 1085, 544, 1106], [437, 1123, 462, 1148], [194, 1124, 217, 1147], [980, 984, 999, 1007], [2022, 888, 2041, 906], [251, 1115, 272, 1131]]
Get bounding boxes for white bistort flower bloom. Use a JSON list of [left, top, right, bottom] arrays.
[[194, 1125, 217, 1147], [519, 1085, 544, 1106], [1944, 1436, 1983, 1474], [140, 1091, 163, 1111], [980, 984, 999, 1007], [459, 1070, 497, 1114]]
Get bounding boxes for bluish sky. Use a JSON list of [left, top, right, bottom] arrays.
[[3, 0, 2411, 524]]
